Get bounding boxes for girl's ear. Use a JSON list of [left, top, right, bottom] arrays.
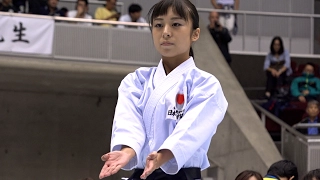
[[191, 28, 200, 42]]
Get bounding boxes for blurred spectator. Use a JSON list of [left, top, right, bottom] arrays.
[[95, 0, 119, 27], [68, 0, 92, 26], [303, 169, 320, 180], [0, 0, 19, 12], [235, 170, 263, 180], [208, 11, 232, 65], [211, 0, 239, 34], [27, 0, 47, 14], [12, 0, 26, 12], [263, 160, 298, 180], [118, 3, 148, 30], [59, 7, 68, 17], [264, 36, 292, 99], [290, 63, 320, 103], [296, 100, 320, 135], [39, 0, 65, 16]]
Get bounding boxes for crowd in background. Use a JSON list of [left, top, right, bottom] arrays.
[[262, 35, 320, 136], [0, 0, 148, 28]]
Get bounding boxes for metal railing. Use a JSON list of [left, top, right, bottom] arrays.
[[17, 0, 320, 58], [1, 8, 320, 62], [251, 100, 320, 177], [197, 8, 320, 58], [55, 5, 320, 58], [0, 11, 156, 66], [293, 123, 320, 128]]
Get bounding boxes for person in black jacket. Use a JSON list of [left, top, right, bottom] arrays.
[[208, 11, 232, 65], [296, 100, 320, 135]]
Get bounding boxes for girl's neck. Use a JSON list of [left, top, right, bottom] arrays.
[[162, 54, 190, 75]]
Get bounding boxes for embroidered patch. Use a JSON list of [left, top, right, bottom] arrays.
[[167, 90, 185, 120]]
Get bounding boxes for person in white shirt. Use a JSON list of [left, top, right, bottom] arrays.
[[211, 0, 240, 34], [118, 3, 148, 30], [99, 0, 228, 179], [67, 0, 92, 26]]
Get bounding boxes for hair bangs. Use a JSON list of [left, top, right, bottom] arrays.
[[148, 0, 192, 26]]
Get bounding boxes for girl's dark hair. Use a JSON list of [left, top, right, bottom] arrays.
[[303, 169, 320, 180], [235, 170, 263, 180], [147, 0, 199, 58], [270, 36, 284, 55]]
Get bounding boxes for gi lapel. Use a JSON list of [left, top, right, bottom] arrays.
[[143, 57, 196, 145]]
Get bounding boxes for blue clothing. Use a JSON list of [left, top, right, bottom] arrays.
[[263, 50, 292, 76], [297, 117, 320, 135], [110, 57, 228, 174], [308, 118, 319, 135]]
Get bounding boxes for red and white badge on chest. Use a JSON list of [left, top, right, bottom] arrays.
[[166, 88, 186, 121]]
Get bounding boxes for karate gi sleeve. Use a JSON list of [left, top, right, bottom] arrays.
[[110, 72, 146, 170], [158, 77, 228, 174]]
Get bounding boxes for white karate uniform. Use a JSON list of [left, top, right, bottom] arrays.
[[110, 57, 228, 175]]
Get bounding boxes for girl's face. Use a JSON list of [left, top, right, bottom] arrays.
[[151, 7, 200, 61]]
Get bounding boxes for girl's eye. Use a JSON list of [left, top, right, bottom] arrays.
[[154, 24, 162, 27], [172, 23, 181, 27]]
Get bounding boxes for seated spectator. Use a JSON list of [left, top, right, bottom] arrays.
[[296, 100, 320, 135], [208, 11, 232, 65], [303, 169, 320, 180], [290, 63, 320, 103], [263, 160, 298, 180], [235, 170, 263, 180], [68, 0, 92, 26], [264, 36, 292, 99], [95, 0, 119, 27], [39, 0, 64, 16], [118, 3, 148, 30], [0, 0, 19, 12]]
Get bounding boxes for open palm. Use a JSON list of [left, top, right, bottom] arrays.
[[99, 151, 131, 179], [140, 152, 159, 179]]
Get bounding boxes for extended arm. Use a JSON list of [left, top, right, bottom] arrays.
[[158, 78, 228, 174], [99, 72, 147, 179]]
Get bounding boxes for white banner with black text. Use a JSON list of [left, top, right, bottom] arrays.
[[0, 16, 54, 55]]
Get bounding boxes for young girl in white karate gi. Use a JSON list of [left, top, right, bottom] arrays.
[[99, 0, 228, 179]]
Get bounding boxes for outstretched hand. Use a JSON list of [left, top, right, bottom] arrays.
[[140, 151, 160, 179], [99, 151, 131, 179]]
